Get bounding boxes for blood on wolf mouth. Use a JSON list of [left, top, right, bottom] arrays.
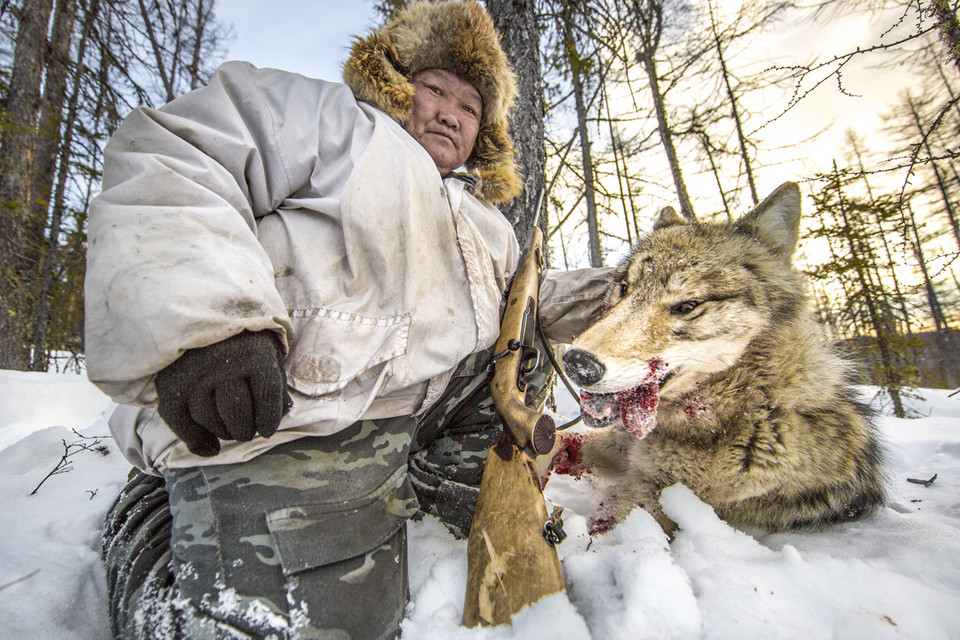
[[579, 358, 670, 438]]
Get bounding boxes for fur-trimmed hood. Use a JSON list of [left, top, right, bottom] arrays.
[[342, 0, 521, 205]]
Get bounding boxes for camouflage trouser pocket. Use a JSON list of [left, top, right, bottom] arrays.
[[266, 465, 410, 573], [263, 466, 414, 640]]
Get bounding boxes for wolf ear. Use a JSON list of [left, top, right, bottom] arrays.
[[653, 206, 684, 231], [736, 182, 802, 261]]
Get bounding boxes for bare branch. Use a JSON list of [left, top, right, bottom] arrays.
[[30, 430, 110, 496]]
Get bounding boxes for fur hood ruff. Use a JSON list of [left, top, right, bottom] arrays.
[[342, 0, 521, 205]]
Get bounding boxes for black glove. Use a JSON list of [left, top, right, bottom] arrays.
[[155, 330, 293, 457]]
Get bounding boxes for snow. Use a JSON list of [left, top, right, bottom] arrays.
[[1, 368, 959, 639]]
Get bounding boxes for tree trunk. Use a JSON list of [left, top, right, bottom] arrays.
[[604, 93, 635, 246], [907, 94, 960, 250], [0, 0, 55, 369], [931, 54, 960, 124], [570, 48, 602, 266], [138, 0, 177, 102], [29, 0, 77, 250], [697, 131, 733, 221], [907, 202, 958, 386], [708, 0, 757, 206], [633, 1, 695, 220], [486, 0, 547, 248], [848, 134, 913, 335], [25, 0, 78, 356], [814, 203, 859, 337], [832, 163, 905, 417], [32, 0, 98, 371], [188, 0, 209, 90]]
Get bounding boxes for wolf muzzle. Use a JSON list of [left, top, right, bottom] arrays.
[[562, 349, 605, 387]]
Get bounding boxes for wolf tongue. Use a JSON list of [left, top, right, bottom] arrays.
[[617, 380, 660, 438], [579, 358, 667, 435]]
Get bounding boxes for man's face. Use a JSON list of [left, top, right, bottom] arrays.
[[404, 69, 483, 176]]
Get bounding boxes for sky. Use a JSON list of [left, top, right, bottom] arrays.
[[217, 1, 377, 82]]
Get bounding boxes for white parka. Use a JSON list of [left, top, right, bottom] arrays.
[[85, 62, 611, 473]]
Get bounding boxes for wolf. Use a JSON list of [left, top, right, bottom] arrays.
[[548, 182, 885, 535]]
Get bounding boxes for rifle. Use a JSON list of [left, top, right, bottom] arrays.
[[462, 193, 565, 627]]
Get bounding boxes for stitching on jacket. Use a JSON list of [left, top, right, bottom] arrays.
[[288, 307, 410, 328]]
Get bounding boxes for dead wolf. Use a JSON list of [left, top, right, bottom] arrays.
[[548, 182, 884, 535]]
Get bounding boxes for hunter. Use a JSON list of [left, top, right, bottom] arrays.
[[87, 1, 610, 638]]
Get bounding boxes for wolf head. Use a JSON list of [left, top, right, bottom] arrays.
[[563, 182, 806, 427]]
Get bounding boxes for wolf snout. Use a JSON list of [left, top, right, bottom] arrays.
[[562, 348, 606, 387]]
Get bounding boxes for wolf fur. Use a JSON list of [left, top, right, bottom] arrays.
[[549, 182, 885, 534]]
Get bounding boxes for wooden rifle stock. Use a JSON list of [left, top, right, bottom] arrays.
[[461, 221, 565, 627]]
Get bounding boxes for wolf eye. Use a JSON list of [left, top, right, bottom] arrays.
[[671, 300, 699, 315], [618, 282, 629, 299]]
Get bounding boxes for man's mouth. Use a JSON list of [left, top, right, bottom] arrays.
[[425, 130, 456, 146], [578, 358, 672, 438]]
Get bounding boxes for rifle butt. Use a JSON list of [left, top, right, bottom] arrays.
[[461, 437, 564, 627]]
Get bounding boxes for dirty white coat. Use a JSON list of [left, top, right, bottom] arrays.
[[85, 62, 610, 474]]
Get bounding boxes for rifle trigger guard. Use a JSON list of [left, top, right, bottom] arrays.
[[518, 345, 542, 389], [543, 506, 567, 548]]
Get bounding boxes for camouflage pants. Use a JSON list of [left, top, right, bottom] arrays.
[[101, 346, 553, 640]]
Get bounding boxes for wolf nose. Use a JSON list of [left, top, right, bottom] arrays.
[[562, 349, 606, 387]]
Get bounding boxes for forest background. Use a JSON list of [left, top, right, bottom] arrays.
[[0, 0, 958, 418]]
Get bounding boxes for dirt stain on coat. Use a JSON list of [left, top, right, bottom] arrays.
[[291, 355, 342, 383]]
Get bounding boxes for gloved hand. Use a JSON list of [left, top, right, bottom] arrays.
[[155, 330, 293, 457]]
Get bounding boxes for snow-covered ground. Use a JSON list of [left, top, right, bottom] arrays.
[[1, 368, 958, 639]]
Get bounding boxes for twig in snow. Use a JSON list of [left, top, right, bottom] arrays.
[[906, 473, 938, 487], [30, 432, 110, 496], [0, 569, 40, 592]]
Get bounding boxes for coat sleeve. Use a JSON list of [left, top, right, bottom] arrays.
[[538, 267, 616, 343], [85, 61, 365, 405]]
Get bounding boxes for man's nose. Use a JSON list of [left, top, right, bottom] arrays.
[[437, 102, 460, 129]]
